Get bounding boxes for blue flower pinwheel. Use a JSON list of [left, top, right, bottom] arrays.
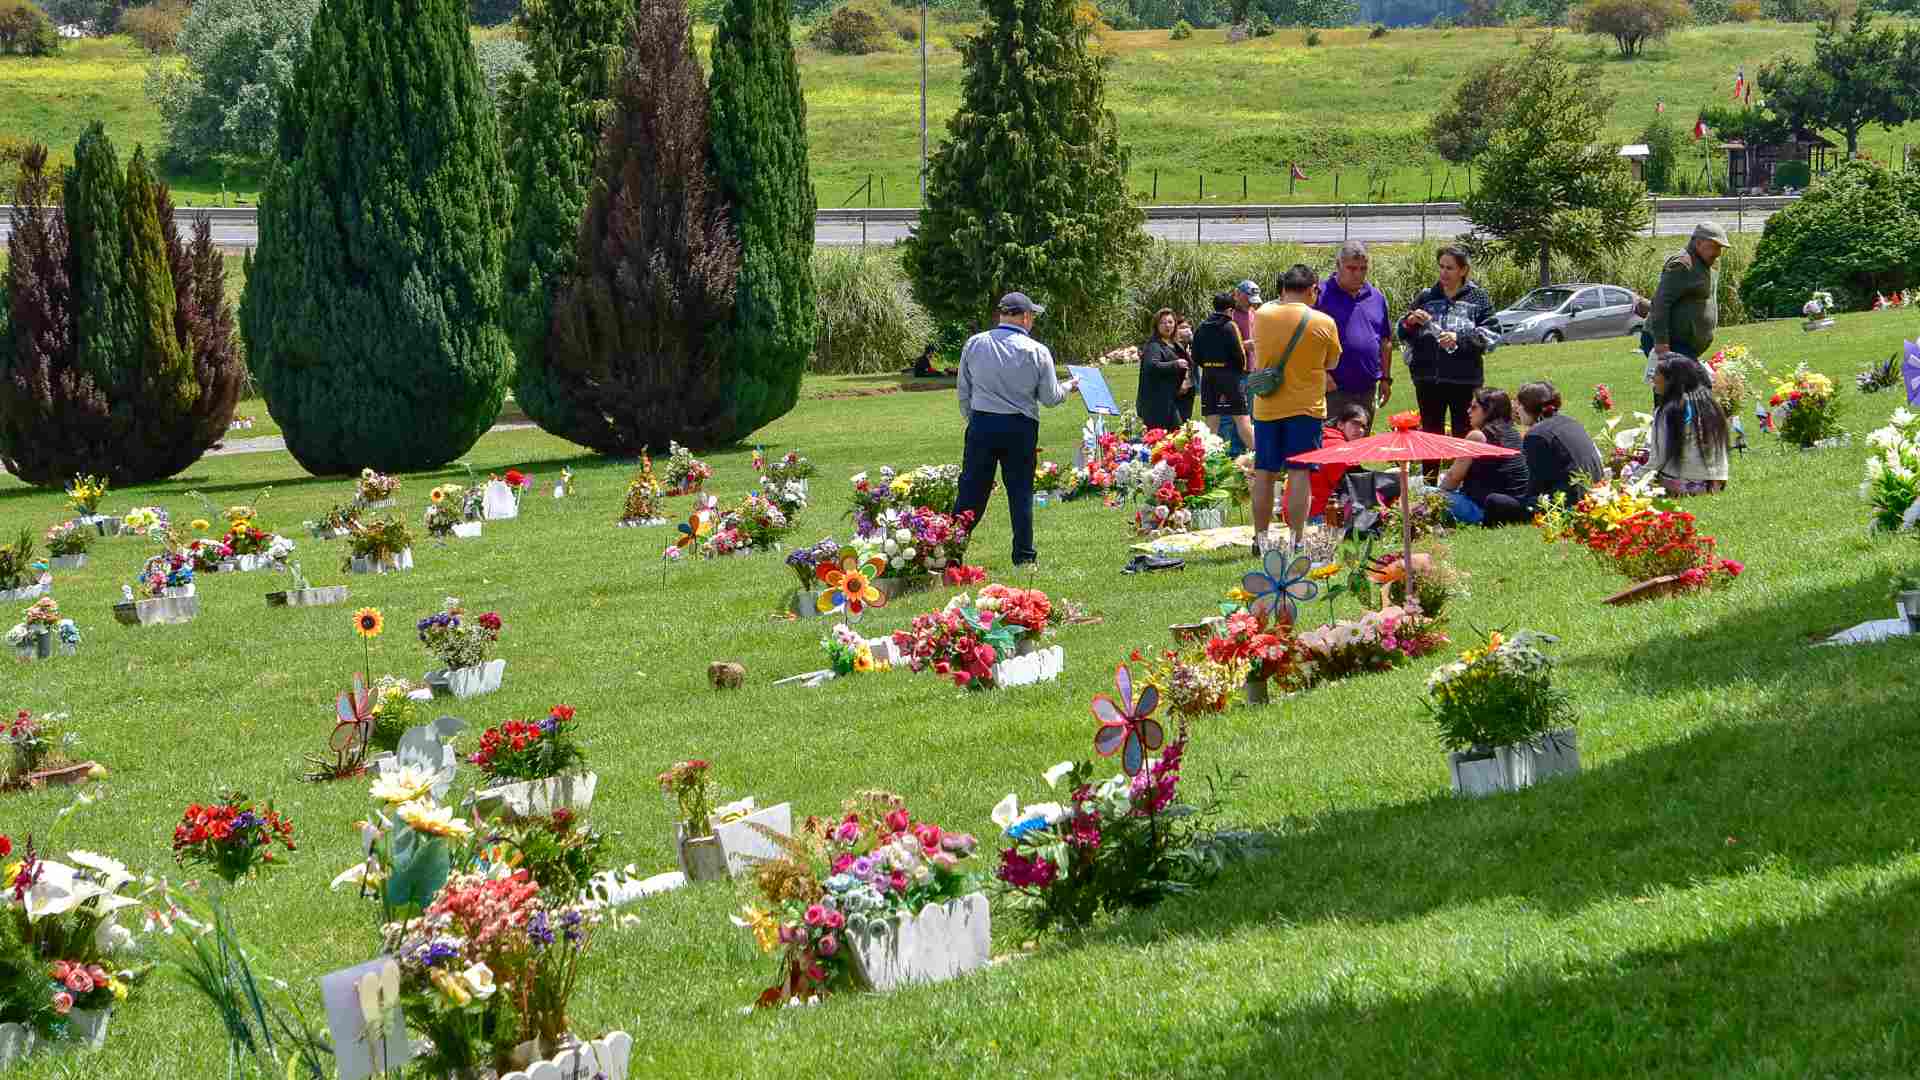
[[1242, 548, 1318, 626]]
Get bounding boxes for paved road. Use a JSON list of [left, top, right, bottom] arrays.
[[0, 209, 1779, 249]]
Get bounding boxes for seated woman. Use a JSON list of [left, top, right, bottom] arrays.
[[1284, 403, 1372, 522], [1436, 387, 1531, 526], [1649, 355, 1730, 496], [1516, 381, 1604, 508]]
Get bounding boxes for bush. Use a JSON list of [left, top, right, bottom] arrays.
[[1772, 159, 1811, 190], [1168, 16, 1190, 36], [811, 250, 935, 374], [1730, 0, 1761, 19], [1740, 160, 1920, 316], [0, 0, 57, 55], [1368, 20, 1386, 35], [1303, 26, 1319, 44], [119, 0, 184, 51], [1250, 12, 1272, 35], [146, 0, 322, 168], [808, 1, 898, 53], [1639, 113, 1685, 193]]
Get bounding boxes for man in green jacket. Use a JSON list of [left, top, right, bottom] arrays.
[[1648, 221, 1731, 363]]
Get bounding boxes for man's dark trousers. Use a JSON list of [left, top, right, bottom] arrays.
[[956, 410, 1039, 564]]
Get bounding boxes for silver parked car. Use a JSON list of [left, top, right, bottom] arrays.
[[1492, 284, 1645, 346]]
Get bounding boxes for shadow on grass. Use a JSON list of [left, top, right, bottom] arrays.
[[1183, 875, 1920, 1076]]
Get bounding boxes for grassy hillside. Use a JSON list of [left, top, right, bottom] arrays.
[[4, 21, 1912, 207]]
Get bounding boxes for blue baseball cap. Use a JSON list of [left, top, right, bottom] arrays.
[[997, 291, 1045, 315]]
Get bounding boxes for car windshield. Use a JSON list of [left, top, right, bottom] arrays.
[[1512, 288, 1576, 312]]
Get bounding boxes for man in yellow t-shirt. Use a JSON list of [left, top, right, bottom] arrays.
[[1250, 264, 1342, 553]]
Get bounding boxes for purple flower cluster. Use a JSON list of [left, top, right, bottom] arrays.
[[528, 909, 554, 947], [416, 611, 459, 643]]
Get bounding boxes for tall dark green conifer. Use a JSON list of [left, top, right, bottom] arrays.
[[120, 147, 196, 417], [708, 0, 815, 439], [64, 122, 137, 387], [239, 0, 512, 475], [501, 0, 632, 442], [900, 0, 1145, 355]]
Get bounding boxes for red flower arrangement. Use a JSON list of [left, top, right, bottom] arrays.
[[221, 523, 271, 557], [942, 564, 987, 587], [503, 469, 530, 489], [1579, 509, 1742, 589], [469, 704, 588, 782], [171, 793, 296, 884], [1206, 611, 1312, 684], [892, 600, 1018, 689], [977, 584, 1052, 635]]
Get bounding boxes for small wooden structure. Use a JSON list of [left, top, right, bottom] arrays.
[[1721, 129, 1837, 192], [1617, 144, 1651, 184]]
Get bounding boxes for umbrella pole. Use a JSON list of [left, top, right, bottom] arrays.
[[1400, 459, 1415, 603]]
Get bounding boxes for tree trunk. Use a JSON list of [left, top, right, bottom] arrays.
[[1845, 127, 1860, 158], [1538, 245, 1550, 288]]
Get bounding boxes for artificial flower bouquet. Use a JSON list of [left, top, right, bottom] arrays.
[[1765, 364, 1842, 447], [345, 516, 414, 571], [1140, 646, 1242, 718], [849, 464, 962, 537], [1803, 289, 1835, 324], [823, 623, 889, 675], [357, 468, 401, 504], [1602, 412, 1654, 479], [7, 598, 79, 660], [1592, 384, 1614, 413], [170, 792, 296, 884], [0, 529, 39, 592], [119, 507, 167, 537], [1864, 407, 1920, 532], [64, 475, 108, 517], [1033, 460, 1065, 497], [1859, 352, 1901, 394], [424, 484, 484, 537], [860, 507, 974, 581], [133, 551, 193, 598], [1295, 603, 1449, 685], [755, 448, 816, 488], [735, 793, 980, 1005], [785, 538, 842, 590], [664, 441, 713, 496], [3, 709, 73, 783], [1380, 487, 1456, 541], [1536, 473, 1742, 592], [469, 705, 587, 784], [1205, 612, 1313, 689], [42, 522, 91, 559], [1426, 629, 1574, 754], [417, 599, 503, 673], [1703, 345, 1760, 419], [891, 595, 1017, 689], [974, 584, 1052, 644], [2, 836, 149, 1043], [1144, 421, 1230, 510], [183, 535, 232, 574], [620, 455, 666, 525], [308, 503, 363, 538], [702, 493, 794, 557], [942, 564, 987, 587]]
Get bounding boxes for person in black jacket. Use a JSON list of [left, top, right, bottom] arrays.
[[1191, 293, 1252, 452], [1516, 381, 1605, 508], [1136, 308, 1189, 430], [1398, 245, 1500, 440], [1173, 317, 1197, 423]]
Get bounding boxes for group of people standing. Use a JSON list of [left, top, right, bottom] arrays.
[[945, 224, 1738, 567]]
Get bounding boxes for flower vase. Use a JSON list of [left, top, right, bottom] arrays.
[[1245, 675, 1270, 706], [50, 554, 87, 571], [874, 575, 928, 602], [1899, 591, 1920, 633], [468, 771, 598, 823], [113, 594, 199, 626], [426, 658, 505, 699], [266, 585, 351, 608], [989, 645, 1064, 688], [788, 588, 822, 618], [32, 630, 52, 660], [674, 823, 729, 883], [0, 1023, 36, 1067], [67, 1007, 111, 1050], [847, 893, 992, 992], [80, 515, 121, 538], [350, 549, 414, 574], [0, 582, 49, 603], [1449, 729, 1580, 797], [1190, 506, 1225, 531], [497, 1032, 632, 1080]]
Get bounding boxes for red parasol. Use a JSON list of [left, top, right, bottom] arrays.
[[1291, 410, 1520, 593]]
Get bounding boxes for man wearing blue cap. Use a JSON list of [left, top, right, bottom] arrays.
[[955, 292, 1081, 566]]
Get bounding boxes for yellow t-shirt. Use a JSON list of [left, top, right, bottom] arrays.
[[1250, 301, 1341, 422]]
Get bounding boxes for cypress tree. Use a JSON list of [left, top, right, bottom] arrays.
[[501, 0, 632, 443], [239, 0, 513, 475], [544, 0, 740, 453], [899, 0, 1145, 355], [708, 0, 816, 440], [120, 146, 196, 420], [64, 122, 138, 388]]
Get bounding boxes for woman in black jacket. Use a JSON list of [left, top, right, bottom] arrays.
[[1136, 308, 1189, 430], [1398, 245, 1500, 440], [1516, 381, 1604, 507]]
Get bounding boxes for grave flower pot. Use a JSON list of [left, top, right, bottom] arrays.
[[361, 498, 395, 511], [674, 824, 729, 883], [873, 575, 929, 602], [266, 586, 351, 608], [711, 801, 792, 878], [1190, 506, 1226, 530], [30, 630, 52, 660], [425, 658, 505, 699], [50, 555, 87, 571], [847, 893, 992, 992], [450, 521, 483, 539], [1448, 728, 1580, 797], [0, 1023, 36, 1067], [79, 515, 121, 538], [1014, 636, 1041, 657], [990, 645, 1064, 688], [788, 589, 823, 618], [1898, 590, 1920, 633], [481, 481, 521, 520], [0, 582, 49, 603], [1245, 675, 1270, 706], [349, 548, 414, 574], [113, 595, 199, 626], [468, 771, 597, 822], [67, 1007, 111, 1050], [498, 1031, 632, 1080]]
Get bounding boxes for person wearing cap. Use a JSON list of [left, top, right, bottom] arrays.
[[1218, 280, 1261, 454], [1648, 222, 1729, 365], [954, 292, 1080, 566]]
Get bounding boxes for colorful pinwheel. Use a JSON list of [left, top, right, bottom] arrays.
[[815, 552, 888, 618], [332, 673, 373, 757], [1242, 547, 1319, 626], [1091, 664, 1164, 776], [675, 497, 718, 551]]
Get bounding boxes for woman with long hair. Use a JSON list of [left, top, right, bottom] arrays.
[[1436, 387, 1532, 526], [1515, 380, 1604, 507], [1398, 245, 1500, 440], [1136, 307, 1189, 431], [1650, 354, 1730, 496]]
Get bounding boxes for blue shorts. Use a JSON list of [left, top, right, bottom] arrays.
[[1254, 415, 1322, 473]]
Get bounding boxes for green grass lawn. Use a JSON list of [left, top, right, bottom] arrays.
[[5, 308, 1920, 1076], [6, 21, 1915, 208]]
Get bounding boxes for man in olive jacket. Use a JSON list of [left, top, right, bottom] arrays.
[[1648, 221, 1731, 363]]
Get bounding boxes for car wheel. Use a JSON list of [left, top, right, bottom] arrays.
[[1542, 330, 1564, 344]]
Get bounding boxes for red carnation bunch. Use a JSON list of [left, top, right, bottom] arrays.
[[469, 705, 588, 782], [172, 793, 296, 884]]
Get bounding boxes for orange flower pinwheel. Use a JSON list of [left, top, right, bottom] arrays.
[[815, 552, 888, 617]]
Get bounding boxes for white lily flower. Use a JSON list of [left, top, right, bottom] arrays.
[[1042, 761, 1075, 789], [990, 793, 1020, 830], [459, 963, 496, 1000], [67, 850, 133, 890]]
